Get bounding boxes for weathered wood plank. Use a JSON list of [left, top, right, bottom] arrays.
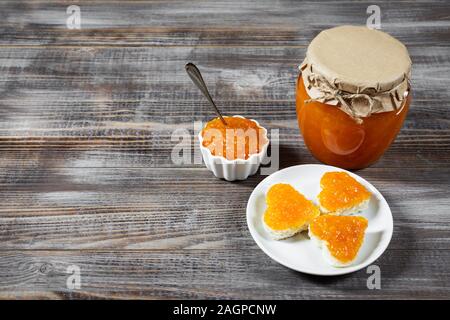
[[0, 1, 449, 47], [0, 46, 448, 168], [0, 46, 449, 104], [0, 141, 449, 170], [0, 167, 448, 250], [0, 249, 448, 299]]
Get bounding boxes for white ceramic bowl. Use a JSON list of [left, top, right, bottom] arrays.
[[198, 115, 269, 181]]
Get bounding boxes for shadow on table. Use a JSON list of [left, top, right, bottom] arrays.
[[278, 144, 314, 170]]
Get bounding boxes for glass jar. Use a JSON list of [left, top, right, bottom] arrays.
[[296, 76, 411, 169], [296, 26, 412, 169]]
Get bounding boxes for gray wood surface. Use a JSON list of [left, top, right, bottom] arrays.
[[0, 0, 449, 299]]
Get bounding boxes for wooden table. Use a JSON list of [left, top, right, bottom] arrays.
[[0, 0, 449, 299]]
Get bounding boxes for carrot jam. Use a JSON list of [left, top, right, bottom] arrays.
[[201, 116, 267, 160], [318, 172, 371, 213], [310, 215, 368, 263], [296, 75, 410, 169], [264, 183, 320, 231]]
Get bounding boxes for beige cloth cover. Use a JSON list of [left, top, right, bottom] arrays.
[[300, 25, 411, 122]]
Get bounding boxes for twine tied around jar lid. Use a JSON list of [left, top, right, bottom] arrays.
[[300, 26, 412, 124]]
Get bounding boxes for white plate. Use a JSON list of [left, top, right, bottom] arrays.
[[246, 164, 393, 276]]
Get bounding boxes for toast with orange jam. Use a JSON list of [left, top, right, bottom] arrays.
[[309, 215, 368, 267], [263, 183, 320, 240], [318, 171, 371, 215]]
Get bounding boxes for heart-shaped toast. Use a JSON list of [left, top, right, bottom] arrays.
[[263, 183, 320, 240], [318, 171, 371, 215], [309, 215, 368, 267]]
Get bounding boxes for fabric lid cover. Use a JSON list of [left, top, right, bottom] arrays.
[[300, 25, 411, 122]]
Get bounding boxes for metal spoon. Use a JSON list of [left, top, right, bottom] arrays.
[[185, 62, 227, 125]]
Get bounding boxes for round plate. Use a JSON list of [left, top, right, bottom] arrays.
[[246, 164, 393, 276]]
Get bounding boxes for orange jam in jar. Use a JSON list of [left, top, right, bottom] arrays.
[[309, 215, 368, 263], [296, 77, 411, 169], [296, 26, 412, 169], [201, 116, 268, 160]]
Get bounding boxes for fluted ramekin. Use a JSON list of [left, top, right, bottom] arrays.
[[198, 115, 269, 181]]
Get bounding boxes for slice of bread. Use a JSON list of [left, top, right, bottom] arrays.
[[309, 215, 368, 267], [263, 183, 320, 240], [319, 197, 369, 216], [264, 220, 309, 240], [308, 228, 354, 267], [318, 171, 371, 215]]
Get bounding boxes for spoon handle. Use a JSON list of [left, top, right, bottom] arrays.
[[185, 63, 227, 125]]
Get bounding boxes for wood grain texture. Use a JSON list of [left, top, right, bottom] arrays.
[[0, 168, 448, 251], [0, 0, 449, 47], [0, 0, 449, 299], [0, 249, 449, 299], [0, 46, 448, 169]]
